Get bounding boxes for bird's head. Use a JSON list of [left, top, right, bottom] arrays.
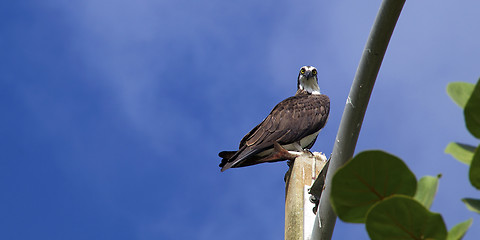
[[297, 66, 320, 95]]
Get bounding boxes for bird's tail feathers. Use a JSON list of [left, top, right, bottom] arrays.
[[218, 151, 236, 168], [219, 148, 258, 172]]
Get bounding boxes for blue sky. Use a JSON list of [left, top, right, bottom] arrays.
[[1, 0, 480, 239]]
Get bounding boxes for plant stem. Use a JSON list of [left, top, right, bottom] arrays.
[[310, 0, 406, 239]]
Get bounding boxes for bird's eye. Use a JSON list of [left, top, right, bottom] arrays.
[[312, 69, 317, 75], [300, 68, 306, 74]]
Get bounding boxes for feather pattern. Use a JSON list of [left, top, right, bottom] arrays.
[[219, 92, 329, 171]]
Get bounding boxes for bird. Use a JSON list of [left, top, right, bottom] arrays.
[[219, 66, 330, 172]]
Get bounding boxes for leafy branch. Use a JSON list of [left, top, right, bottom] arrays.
[[327, 78, 480, 239], [446, 80, 480, 210]]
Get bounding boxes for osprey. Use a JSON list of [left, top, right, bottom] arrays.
[[219, 66, 330, 172]]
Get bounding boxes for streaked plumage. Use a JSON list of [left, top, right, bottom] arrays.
[[219, 66, 330, 172]]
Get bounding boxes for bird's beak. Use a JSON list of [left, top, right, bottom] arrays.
[[306, 71, 314, 78]]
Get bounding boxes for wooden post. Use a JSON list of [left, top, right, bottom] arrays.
[[285, 152, 328, 240]]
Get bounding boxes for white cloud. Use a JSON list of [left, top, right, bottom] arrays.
[[31, 0, 480, 238]]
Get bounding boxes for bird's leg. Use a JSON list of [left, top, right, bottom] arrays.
[[258, 142, 304, 182], [290, 142, 314, 156], [261, 142, 299, 163], [303, 148, 314, 156], [292, 142, 304, 152]]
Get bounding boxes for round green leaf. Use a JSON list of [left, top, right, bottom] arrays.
[[447, 218, 472, 240], [446, 82, 474, 109], [445, 142, 476, 165], [462, 198, 480, 214], [464, 79, 480, 139], [330, 150, 417, 223], [469, 145, 480, 190], [366, 195, 447, 240], [414, 174, 441, 209]]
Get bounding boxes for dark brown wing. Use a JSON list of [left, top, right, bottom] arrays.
[[220, 94, 330, 171]]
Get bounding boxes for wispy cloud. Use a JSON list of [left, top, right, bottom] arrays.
[[11, 0, 480, 239]]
